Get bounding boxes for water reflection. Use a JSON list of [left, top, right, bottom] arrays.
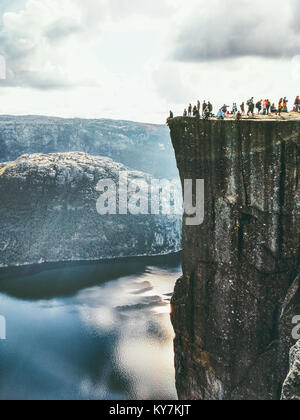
[[0, 254, 181, 400]]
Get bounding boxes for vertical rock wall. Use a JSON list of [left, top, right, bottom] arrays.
[[168, 118, 300, 400]]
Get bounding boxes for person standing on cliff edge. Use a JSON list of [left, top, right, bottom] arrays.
[[240, 102, 245, 115], [256, 100, 262, 114], [278, 98, 283, 114], [202, 100, 207, 116], [247, 98, 255, 116], [263, 100, 267, 115]]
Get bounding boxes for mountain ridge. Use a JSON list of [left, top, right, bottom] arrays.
[[0, 115, 176, 179]]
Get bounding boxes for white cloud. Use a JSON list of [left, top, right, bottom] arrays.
[[0, 0, 107, 89], [106, 0, 175, 19]]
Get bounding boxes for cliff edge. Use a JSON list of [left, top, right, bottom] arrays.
[[168, 117, 300, 400]]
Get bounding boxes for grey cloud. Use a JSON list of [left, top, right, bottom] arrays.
[[173, 0, 300, 62], [292, 0, 300, 31], [0, 6, 82, 90], [45, 19, 83, 42], [0, 32, 72, 90], [0, 68, 75, 90]]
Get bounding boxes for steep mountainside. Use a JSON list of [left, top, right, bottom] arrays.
[[168, 117, 300, 400], [0, 116, 177, 179], [0, 153, 181, 268]]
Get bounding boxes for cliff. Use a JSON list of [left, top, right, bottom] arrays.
[[0, 116, 177, 179], [0, 153, 181, 268], [168, 117, 300, 400], [281, 340, 300, 400]]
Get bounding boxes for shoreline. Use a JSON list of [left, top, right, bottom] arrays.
[[0, 251, 182, 280]]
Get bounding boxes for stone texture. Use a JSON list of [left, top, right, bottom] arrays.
[[281, 340, 300, 400], [0, 152, 181, 268], [0, 116, 177, 179], [168, 117, 300, 400]]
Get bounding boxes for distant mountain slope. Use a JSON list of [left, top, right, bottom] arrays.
[[0, 116, 177, 179], [0, 152, 182, 268]]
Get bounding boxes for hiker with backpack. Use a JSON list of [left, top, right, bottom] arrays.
[[247, 98, 254, 116], [294, 96, 300, 112], [256, 100, 262, 114]]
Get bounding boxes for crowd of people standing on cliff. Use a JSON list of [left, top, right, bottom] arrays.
[[169, 96, 300, 121]]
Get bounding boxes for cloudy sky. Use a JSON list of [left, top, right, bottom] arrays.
[[0, 0, 299, 123]]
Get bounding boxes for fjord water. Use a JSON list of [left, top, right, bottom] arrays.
[[0, 254, 181, 400]]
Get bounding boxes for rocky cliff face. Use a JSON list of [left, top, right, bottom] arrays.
[[168, 117, 300, 400], [281, 340, 300, 400], [0, 116, 177, 179], [0, 153, 181, 268]]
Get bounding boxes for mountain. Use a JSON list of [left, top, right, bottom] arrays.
[[0, 152, 182, 268], [0, 115, 177, 179]]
